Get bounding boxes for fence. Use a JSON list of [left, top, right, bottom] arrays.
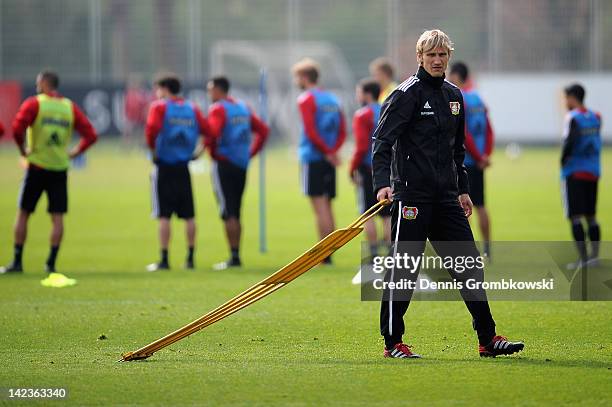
[[0, 0, 610, 84], [1, 0, 610, 142]]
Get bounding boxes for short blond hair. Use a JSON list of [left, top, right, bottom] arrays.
[[291, 58, 320, 84], [369, 57, 394, 79], [416, 29, 454, 56]]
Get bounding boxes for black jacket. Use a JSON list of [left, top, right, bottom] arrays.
[[372, 66, 469, 203]]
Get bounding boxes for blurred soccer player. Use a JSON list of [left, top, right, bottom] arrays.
[[561, 83, 602, 269], [349, 78, 390, 259], [292, 58, 346, 265], [123, 74, 151, 148], [373, 29, 523, 358], [207, 76, 269, 270], [369, 57, 398, 104], [449, 62, 494, 258], [0, 71, 97, 274], [145, 75, 210, 271]]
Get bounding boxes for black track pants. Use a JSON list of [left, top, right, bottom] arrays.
[[379, 200, 496, 348]]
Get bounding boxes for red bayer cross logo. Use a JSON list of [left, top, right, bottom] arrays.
[[449, 101, 460, 115]]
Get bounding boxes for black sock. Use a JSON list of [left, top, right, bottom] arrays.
[[478, 333, 495, 347], [187, 247, 194, 263], [473, 317, 496, 346], [380, 240, 392, 252], [483, 241, 491, 255], [588, 222, 600, 258], [369, 243, 378, 259], [231, 248, 240, 262], [385, 336, 401, 350], [14, 244, 23, 265], [46, 245, 59, 268], [161, 249, 169, 265], [571, 221, 587, 261]]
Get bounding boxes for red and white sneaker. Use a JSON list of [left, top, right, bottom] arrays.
[[384, 343, 421, 359], [479, 335, 524, 357]]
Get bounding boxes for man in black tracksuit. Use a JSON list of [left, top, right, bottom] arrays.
[[372, 29, 524, 359]]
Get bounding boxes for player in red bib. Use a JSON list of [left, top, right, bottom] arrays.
[[350, 79, 391, 261]]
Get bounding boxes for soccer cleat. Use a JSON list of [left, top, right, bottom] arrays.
[[586, 257, 600, 267], [566, 256, 600, 270], [0, 263, 23, 274], [212, 258, 241, 271], [185, 260, 195, 270], [479, 335, 524, 357], [45, 263, 56, 273], [384, 343, 421, 359], [483, 242, 491, 263], [351, 269, 362, 285], [566, 259, 586, 270], [351, 264, 371, 285], [146, 262, 170, 272]]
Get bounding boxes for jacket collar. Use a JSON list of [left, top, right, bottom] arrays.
[[416, 66, 445, 89]]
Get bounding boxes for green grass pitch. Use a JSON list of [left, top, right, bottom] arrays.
[[0, 143, 610, 406]]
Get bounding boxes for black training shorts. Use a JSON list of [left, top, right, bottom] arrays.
[[466, 166, 485, 207], [301, 160, 336, 199], [356, 164, 391, 216], [19, 166, 68, 214], [563, 177, 597, 218], [151, 162, 194, 219], [212, 159, 247, 220]]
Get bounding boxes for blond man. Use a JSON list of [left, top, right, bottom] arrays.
[[372, 29, 524, 359], [369, 57, 397, 104], [292, 58, 346, 265]]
